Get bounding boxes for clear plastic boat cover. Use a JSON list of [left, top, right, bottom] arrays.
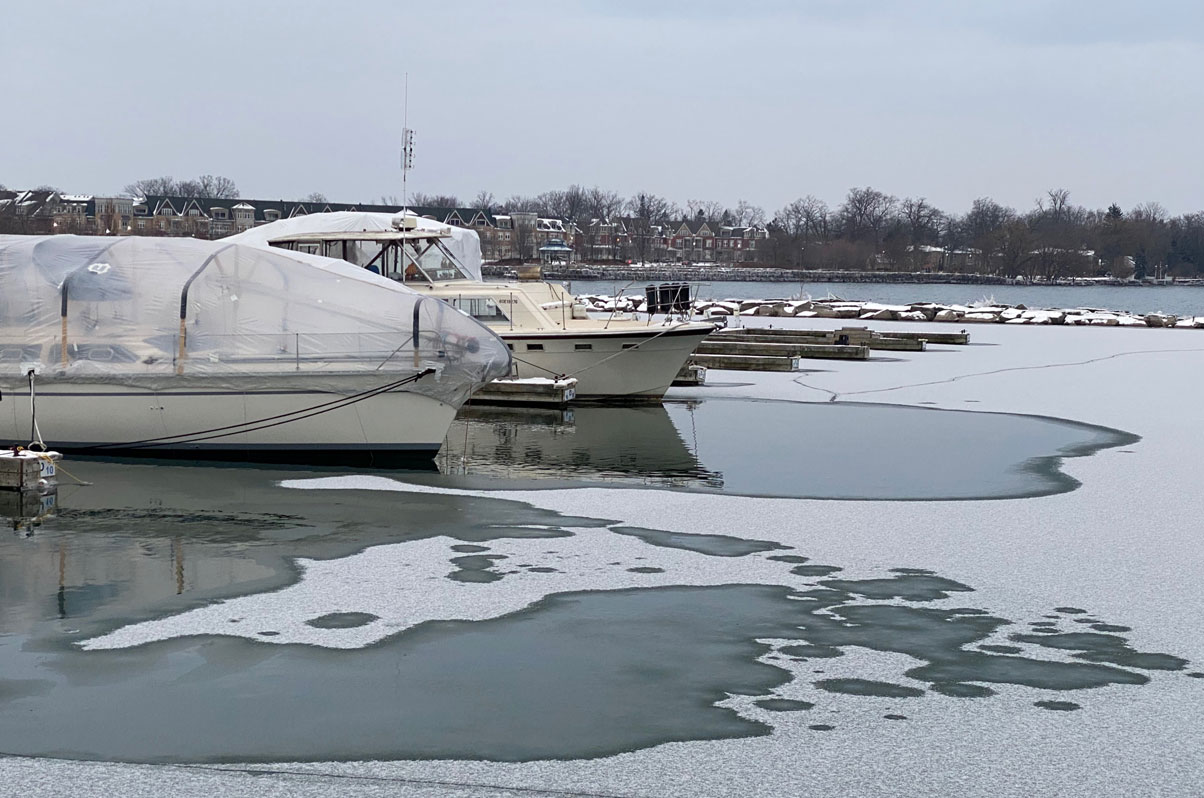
[[0, 235, 510, 404], [227, 211, 484, 281]]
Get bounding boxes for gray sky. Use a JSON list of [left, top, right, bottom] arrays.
[[5, 0, 1202, 215]]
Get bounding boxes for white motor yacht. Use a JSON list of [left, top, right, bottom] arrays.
[[248, 213, 716, 400], [0, 234, 511, 463]]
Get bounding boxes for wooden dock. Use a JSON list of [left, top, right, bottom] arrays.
[[0, 449, 60, 492], [672, 362, 707, 386], [473, 377, 578, 407], [715, 326, 955, 350], [717, 330, 924, 352], [689, 353, 802, 372], [695, 339, 870, 360]]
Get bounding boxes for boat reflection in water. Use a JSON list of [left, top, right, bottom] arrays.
[[438, 404, 724, 490], [442, 398, 1138, 500]]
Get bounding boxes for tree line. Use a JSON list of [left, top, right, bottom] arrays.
[[10, 175, 1203, 277], [763, 188, 1203, 280], [403, 185, 1203, 278]]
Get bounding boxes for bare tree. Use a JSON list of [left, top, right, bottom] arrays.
[[625, 191, 675, 264], [732, 199, 766, 227], [123, 174, 238, 199], [687, 199, 726, 220], [1036, 187, 1072, 217], [997, 219, 1035, 277], [585, 187, 623, 220], [901, 197, 942, 243], [953, 197, 1015, 273], [175, 180, 203, 198], [472, 190, 497, 212], [552, 184, 590, 221], [196, 175, 239, 199], [501, 195, 542, 213], [798, 196, 832, 243], [1128, 202, 1172, 277], [302, 192, 328, 203], [770, 199, 810, 267], [577, 187, 624, 263], [838, 187, 898, 247], [535, 190, 565, 217], [512, 213, 537, 262], [124, 176, 177, 197], [410, 192, 461, 208]]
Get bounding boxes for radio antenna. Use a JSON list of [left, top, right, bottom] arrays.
[[401, 73, 414, 212]]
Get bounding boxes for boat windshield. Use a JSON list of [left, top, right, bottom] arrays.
[[267, 232, 472, 285], [445, 296, 510, 323]]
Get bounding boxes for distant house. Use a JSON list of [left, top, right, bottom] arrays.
[[11, 188, 594, 262], [0, 189, 61, 233], [582, 218, 629, 262]]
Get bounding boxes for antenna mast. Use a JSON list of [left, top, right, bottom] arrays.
[[401, 73, 414, 211]]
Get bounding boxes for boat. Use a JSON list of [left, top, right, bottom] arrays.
[[0, 234, 511, 463], [238, 212, 716, 400]]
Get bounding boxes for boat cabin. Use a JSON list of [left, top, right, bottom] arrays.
[[267, 229, 471, 284], [267, 229, 589, 333]]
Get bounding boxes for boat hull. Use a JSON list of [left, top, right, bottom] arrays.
[[499, 325, 713, 400], [0, 375, 457, 465]]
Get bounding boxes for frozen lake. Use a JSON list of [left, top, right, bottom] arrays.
[[2, 318, 1203, 796]]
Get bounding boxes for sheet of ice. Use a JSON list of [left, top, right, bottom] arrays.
[[37, 319, 1204, 796], [81, 525, 813, 650]]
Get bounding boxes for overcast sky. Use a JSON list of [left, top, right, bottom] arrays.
[[4, 0, 1201, 216]]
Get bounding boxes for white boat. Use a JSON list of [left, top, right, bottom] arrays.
[[241, 212, 716, 400], [0, 235, 511, 463]]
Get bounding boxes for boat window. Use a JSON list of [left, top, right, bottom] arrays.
[[526, 343, 544, 351], [404, 240, 470, 283], [0, 345, 42, 362], [574, 343, 592, 351], [448, 297, 509, 323]]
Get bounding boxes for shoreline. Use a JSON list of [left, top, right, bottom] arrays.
[[572, 295, 1201, 328], [483, 263, 1191, 287]]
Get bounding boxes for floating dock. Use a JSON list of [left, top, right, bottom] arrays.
[[715, 326, 950, 350], [880, 330, 970, 345], [695, 339, 871, 361], [688, 353, 802, 372], [0, 449, 60, 492], [672, 362, 707, 386], [472, 377, 578, 407]]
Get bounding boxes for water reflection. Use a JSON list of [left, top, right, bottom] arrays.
[[1, 487, 57, 537], [438, 404, 725, 489], [439, 399, 1137, 500], [0, 461, 614, 637], [0, 462, 1192, 764]]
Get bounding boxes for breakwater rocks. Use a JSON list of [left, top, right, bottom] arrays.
[[575, 294, 1204, 329], [483, 264, 1014, 284]]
